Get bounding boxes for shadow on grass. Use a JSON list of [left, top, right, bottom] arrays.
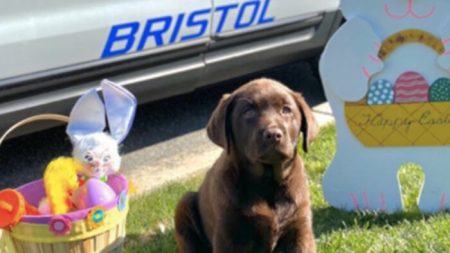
[[312, 162, 435, 237], [313, 206, 437, 237], [124, 229, 177, 253]]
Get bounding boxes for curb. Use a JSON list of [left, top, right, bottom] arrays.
[[125, 103, 335, 195]]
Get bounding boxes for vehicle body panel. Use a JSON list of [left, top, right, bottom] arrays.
[[212, 0, 338, 36], [0, 0, 341, 138], [0, 0, 213, 80]]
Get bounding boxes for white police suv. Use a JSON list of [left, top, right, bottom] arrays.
[[0, 0, 340, 135]]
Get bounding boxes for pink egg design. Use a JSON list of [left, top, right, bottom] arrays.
[[394, 71, 429, 103]]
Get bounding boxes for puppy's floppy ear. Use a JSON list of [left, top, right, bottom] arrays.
[[207, 94, 235, 152], [292, 92, 319, 152]]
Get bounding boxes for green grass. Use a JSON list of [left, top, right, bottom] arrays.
[[124, 176, 204, 253], [124, 125, 450, 253]]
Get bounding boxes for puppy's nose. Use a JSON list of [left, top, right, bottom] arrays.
[[262, 128, 283, 143], [91, 160, 100, 167]]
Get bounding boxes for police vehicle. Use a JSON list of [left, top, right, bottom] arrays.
[[0, 0, 340, 136]]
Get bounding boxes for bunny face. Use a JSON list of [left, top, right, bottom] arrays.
[[66, 80, 137, 179], [341, 0, 450, 38], [72, 133, 121, 179]]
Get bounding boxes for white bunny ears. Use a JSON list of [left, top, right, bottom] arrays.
[[66, 79, 137, 144]]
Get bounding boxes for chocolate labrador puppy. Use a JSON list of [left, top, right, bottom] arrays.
[[175, 78, 318, 253]]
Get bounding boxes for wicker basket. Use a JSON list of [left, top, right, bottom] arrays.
[[0, 115, 129, 253], [345, 101, 450, 147], [0, 230, 15, 253]]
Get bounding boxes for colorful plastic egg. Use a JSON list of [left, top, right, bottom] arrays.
[[72, 179, 116, 210], [429, 78, 450, 102], [38, 198, 51, 215], [367, 79, 394, 105], [117, 191, 127, 212], [394, 71, 429, 103]]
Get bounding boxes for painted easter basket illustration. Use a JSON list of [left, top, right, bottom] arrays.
[[345, 29, 450, 147], [0, 114, 129, 253]]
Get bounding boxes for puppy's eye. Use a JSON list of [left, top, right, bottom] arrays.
[[103, 155, 111, 163], [84, 154, 93, 162], [242, 105, 257, 118], [282, 106, 292, 115]]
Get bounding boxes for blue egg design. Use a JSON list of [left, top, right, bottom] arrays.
[[367, 79, 394, 105]]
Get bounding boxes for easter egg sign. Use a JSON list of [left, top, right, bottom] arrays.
[[320, 0, 450, 213]]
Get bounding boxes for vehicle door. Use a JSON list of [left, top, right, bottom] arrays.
[[210, 0, 339, 37], [201, 0, 339, 84], [0, 0, 213, 81]]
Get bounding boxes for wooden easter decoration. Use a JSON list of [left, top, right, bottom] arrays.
[[320, 0, 450, 213]]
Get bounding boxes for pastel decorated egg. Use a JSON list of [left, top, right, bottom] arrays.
[[394, 71, 429, 103], [429, 78, 450, 102], [367, 79, 394, 105], [72, 179, 116, 210], [38, 198, 51, 215]]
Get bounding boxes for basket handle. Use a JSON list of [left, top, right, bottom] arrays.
[[0, 114, 69, 147]]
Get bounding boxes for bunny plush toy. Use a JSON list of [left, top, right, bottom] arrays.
[[39, 80, 137, 214], [67, 79, 137, 183], [320, 0, 450, 213]]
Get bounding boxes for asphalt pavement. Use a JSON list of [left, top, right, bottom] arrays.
[[0, 59, 331, 191]]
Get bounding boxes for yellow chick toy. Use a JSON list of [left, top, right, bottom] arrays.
[[42, 157, 82, 214]]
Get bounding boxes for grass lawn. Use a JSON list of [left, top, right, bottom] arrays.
[[124, 125, 450, 253]]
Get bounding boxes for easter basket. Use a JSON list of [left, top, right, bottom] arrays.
[[345, 29, 450, 147], [0, 114, 129, 253]]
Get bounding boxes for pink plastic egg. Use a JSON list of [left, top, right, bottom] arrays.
[[72, 179, 116, 210]]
